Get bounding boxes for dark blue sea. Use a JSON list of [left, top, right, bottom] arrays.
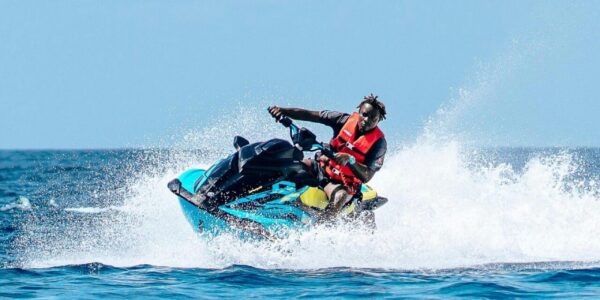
[[2, 148, 600, 298]]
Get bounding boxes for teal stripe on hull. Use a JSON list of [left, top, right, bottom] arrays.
[[175, 169, 316, 238]]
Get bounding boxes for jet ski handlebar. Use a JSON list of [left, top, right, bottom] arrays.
[[277, 116, 335, 159], [278, 115, 294, 128]]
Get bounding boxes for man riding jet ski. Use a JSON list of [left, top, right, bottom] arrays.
[[167, 94, 388, 240], [268, 94, 387, 222]]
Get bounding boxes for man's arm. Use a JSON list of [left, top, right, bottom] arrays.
[[332, 153, 376, 182], [268, 106, 321, 123], [331, 137, 387, 183], [349, 159, 376, 182]]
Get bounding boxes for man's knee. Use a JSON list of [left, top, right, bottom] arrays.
[[324, 183, 351, 211]]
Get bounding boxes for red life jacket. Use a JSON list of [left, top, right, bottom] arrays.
[[320, 112, 384, 194]]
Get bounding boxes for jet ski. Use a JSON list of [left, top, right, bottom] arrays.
[[167, 116, 388, 240]]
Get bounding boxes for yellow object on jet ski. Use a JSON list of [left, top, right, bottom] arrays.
[[299, 185, 378, 211], [299, 187, 329, 209]]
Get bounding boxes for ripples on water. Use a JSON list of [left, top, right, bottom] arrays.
[[1, 149, 600, 298], [1, 264, 600, 298]]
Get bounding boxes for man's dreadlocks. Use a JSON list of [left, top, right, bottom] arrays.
[[357, 93, 386, 120]]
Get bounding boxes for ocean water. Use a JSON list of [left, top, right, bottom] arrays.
[[2, 146, 600, 298]]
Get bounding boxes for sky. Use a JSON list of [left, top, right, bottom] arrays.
[[0, 0, 599, 149]]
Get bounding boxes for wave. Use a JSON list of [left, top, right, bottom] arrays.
[[1, 197, 32, 212]]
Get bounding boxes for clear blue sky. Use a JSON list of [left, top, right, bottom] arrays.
[[1, 0, 598, 149]]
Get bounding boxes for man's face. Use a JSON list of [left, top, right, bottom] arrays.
[[357, 103, 381, 133]]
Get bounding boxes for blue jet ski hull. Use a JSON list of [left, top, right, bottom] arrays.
[[174, 168, 316, 239], [175, 169, 231, 236], [171, 168, 386, 240]]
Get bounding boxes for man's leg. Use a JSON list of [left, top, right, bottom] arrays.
[[323, 182, 353, 215], [321, 182, 377, 228]]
